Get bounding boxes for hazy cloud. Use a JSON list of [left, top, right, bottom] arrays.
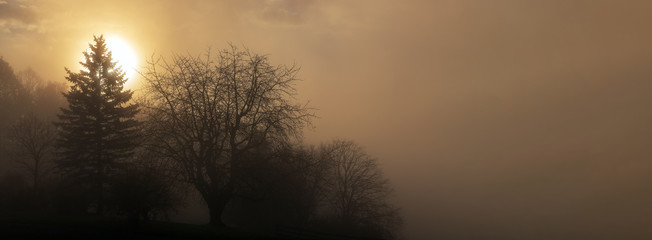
[[257, 0, 312, 25], [0, 0, 38, 33], [227, 0, 370, 33]]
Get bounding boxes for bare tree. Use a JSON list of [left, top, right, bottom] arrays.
[[17, 68, 41, 100], [141, 45, 313, 226], [322, 139, 402, 239], [9, 114, 57, 191], [0, 58, 28, 168]]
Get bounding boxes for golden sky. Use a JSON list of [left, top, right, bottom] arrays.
[[3, 0, 652, 239]]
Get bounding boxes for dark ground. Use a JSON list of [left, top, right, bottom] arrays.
[[0, 212, 379, 240], [0, 212, 269, 239]]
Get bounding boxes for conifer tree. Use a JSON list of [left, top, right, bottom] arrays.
[[55, 35, 139, 214]]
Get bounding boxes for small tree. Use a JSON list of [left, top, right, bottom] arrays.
[[322, 139, 402, 239], [142, 45, 313, 226], [10, 114, 56, 191], [55, 35, 140, 214]]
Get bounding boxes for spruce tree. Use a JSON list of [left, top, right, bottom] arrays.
[[56, 35, 139, 214]]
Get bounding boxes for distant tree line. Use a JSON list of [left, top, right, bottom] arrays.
[[0, 56, 67, 209], [0, 36, 401, 239]]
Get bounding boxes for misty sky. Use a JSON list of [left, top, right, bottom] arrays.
[[3, 0, 652, 239]]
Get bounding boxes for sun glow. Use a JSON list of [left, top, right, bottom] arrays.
[[105, 36, 138, 85]]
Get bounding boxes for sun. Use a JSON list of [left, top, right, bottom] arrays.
[[105, 36, 138, 84]]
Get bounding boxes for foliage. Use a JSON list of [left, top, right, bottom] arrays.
[[55, 35, 140, 214]]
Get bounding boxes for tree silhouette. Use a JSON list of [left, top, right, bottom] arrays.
[[322, 139, 402, 239], [0, 57, 26, 123], [109, 157, 180, 227], [141, 45, 313, 226], [10, 114, 56, 191], [17, 68, 67, 118], [225, 144, 332, 227], [0, 57, 29, 166], [55, 35, 140, 215]]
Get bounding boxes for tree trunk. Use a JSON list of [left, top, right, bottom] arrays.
[[33, 156, 39, 191], [208, 194, 230, 227], [98, 180, 104, 215]]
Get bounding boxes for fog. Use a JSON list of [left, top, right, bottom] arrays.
[[3, 0, 652, 239]]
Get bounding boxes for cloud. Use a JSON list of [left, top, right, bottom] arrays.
[[228, 0, 367, 32], [230, 0, 314, 26], [0, 0, 37, 23], [0, 0, 38, 33], [258, 0, 311, 25]]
